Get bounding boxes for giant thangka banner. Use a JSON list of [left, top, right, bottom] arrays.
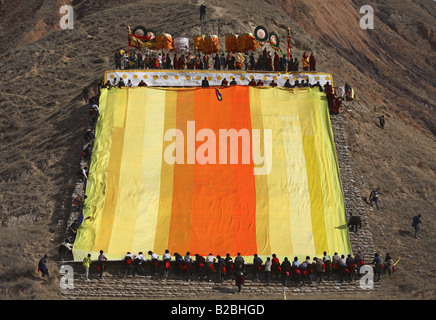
[[73, 85, 351, 262], [104, 70, 335, 87]]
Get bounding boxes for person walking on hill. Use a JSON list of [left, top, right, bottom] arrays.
[[38, 255, 49, 277], [412, 214, 422, 238], [82, 86, 89, 103], [199, 4, 206, 21], [314, 257, 325, 282], [377, 115, 385, 129]]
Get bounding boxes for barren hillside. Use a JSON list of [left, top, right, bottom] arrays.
[[0, 0, 435, 299]]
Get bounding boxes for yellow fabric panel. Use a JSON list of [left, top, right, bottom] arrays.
[[313, 98, 350, 254], [297, 94, 329, 255], [282, 115, 316, 256], [249, 87, 271, 256], [152, 89, 178, 254], [131, 88, 167, 253], [107, 89, 147, 257]]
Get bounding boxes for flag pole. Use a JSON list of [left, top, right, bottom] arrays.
[[287, 27, 292, 61]]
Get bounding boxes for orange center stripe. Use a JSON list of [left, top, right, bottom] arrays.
[[189, 86, 257, 256]]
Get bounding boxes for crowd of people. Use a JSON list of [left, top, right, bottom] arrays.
[[113, 47, 316, 73], [72, 249, 396, 291]]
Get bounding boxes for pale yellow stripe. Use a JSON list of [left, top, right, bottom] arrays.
[[152, 89, 177, 254], [311, 93, 350, 255], [282, 114, 317, 257], [249, 87, 271, 256], [132, 88, 167, 254], [74, 89, 110, 258], [259, 88, 293, 257], [82, 89, 126, 259], [108, 88, 146, 257]]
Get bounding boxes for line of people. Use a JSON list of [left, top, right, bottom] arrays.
[[98, 74, 333, 94], [114, 47, 317, 73], [83, 249, 395, 286]]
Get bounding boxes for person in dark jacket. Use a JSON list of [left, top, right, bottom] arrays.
[[235, 264, 246, 294], [38, 255, 49, 277]]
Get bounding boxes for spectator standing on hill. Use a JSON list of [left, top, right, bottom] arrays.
[[271, 254, 281, 280], [302, 52, 309, 71], [201, 76, 210, 88], [124, 252, 135, 276], [199, 4, 206, 21], [253, 254, 263, 281], [225, 254, 234, 280], [412, 214, 422, 238], [383, 253, 393, 278], [148, 251, 159, 276], [219, 53, 226, 70], [205, 253, 216, 282], [377, 115, 385, 129], [133, 252, 147, 276], [314, 257, 325, 282], [217, 255, 226, 283], [163, 249, 171, 277], [213, 53, 220, 70], [83, 253, 92, 281], [59, 239, 73, 260], [184, 252, 193, 282], [98, 250, 107, 279], [372, 253, 383, 281], [281, 257, 292, 285], [38, 255, 49, 277], [82, 86, 89, 103], [114, 50, 122, 69], [234, 253, 245, 268]]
